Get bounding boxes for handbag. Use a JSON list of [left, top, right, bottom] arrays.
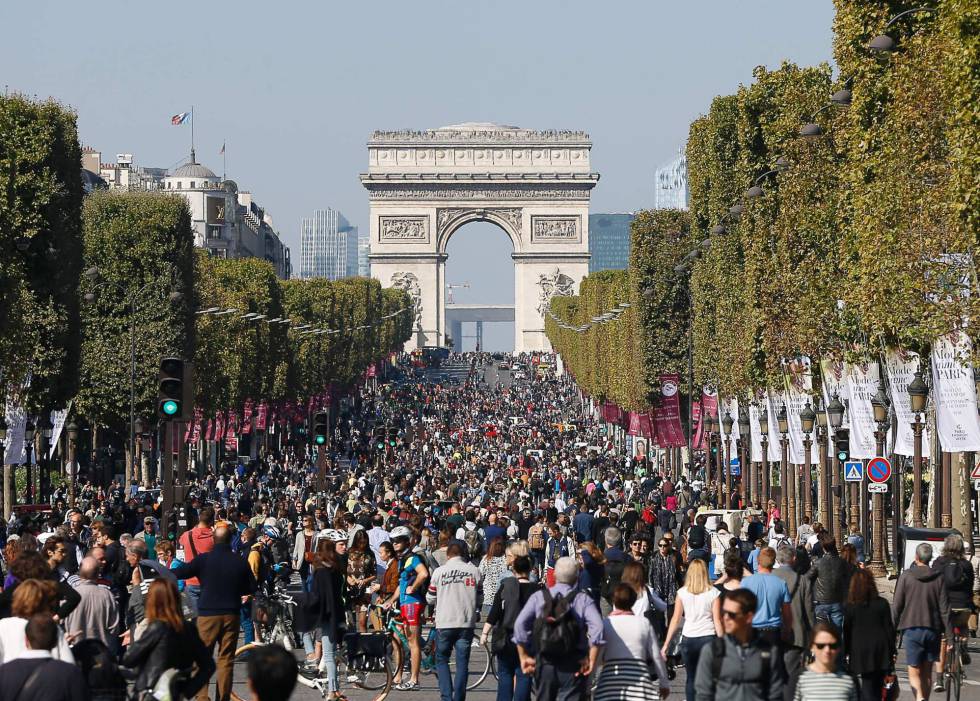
[[881, 671, 899, 701], [489, 625, 512, 654]]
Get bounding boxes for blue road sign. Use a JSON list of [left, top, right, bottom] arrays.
[[730, 457, 741, 476], [844, 460, 864, 482]]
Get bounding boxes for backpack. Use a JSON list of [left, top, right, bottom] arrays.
[[464, 528, 484, 561], [532, 587, 583, 660], [528, 523, 546, 551], [601, 553, 627, 604], [710, 635, 772, 697], [490, 578, 544, 654]]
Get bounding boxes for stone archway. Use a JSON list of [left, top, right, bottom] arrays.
[[361, 122, 599, 352]]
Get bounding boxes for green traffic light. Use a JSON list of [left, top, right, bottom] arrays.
[[315, 435, 326, 445], [162, 400, 179, 416], [837, 450, 848, 461]]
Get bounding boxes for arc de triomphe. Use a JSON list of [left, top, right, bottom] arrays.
[[360, 123, 598, 352]]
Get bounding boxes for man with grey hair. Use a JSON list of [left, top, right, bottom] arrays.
[[893, 542, 951, 701], [513, 556, 604, 701], [772, 545, 814, 677], [601, 526, 627, 616], [66, 555, 119, 649]]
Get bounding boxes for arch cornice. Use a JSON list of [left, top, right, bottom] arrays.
[[435, 207, 522, 254]]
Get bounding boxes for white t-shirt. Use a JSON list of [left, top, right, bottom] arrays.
[[677, 586, 720, 638]]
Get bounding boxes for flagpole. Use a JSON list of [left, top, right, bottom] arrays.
[[223, 142, 226, 180], [190, 105, 195, 162]]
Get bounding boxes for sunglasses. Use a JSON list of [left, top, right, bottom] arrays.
[[721, 609, 744, 619], [659, 543, 669, 547], [813, 642, 840, 651]]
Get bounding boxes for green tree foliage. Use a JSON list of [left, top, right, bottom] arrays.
[[193, 253, 287, 414], [78, 192, 195, 429], [0, 95, 83, 412]]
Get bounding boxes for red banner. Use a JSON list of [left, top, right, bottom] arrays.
[[186, 407, 204, 445], [653, 374, 686, 448], [627, 412, 641, 436], [226, 410, 239, 441], [602, 402, 622, 424], [214, 411, 225, 443], [241, 399, 254, 435], [693, 389, 718, 451], [256, 401, 268, 432]]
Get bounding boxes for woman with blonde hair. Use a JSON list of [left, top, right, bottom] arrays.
[[0, 578, 74, 662], [123, 579, 213, 699], [660, 559, 721, 701]]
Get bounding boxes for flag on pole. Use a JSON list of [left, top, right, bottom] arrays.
[[219, 142, 225, 155], [171, 112, 190, 125]]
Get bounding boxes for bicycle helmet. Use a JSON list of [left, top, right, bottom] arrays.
[[389, 526, 412, 542], [319, 528, 348, 542], [262, 525, 281, 540]]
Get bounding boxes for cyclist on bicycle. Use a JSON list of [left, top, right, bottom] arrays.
[[385, 525, 429, 691], [932, 533, 974, 693]]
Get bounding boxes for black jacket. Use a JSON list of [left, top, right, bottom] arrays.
[[844, 596, 896, 674], [172, 542, 256, 616], [933, 556, 974, 610], [122, 620, 214, 696], [805, 553, 852, 604], [0, 655, 89, 701], [309, 565, 346, 639]]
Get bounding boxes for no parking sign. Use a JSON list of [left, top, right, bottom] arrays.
[[868, 456, 892, 484]]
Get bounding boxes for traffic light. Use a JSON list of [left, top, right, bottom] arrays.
[[373, 426, 385, 451], [313, 411, 328, 446], [158, 357, 184, 419], [166, 509, 179, 540], [387, 426, 398, 447], [834, 429, 850, 462]]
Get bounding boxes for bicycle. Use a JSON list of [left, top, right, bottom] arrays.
[[944, 609, 971, 701], [375, 604, 493, 690]]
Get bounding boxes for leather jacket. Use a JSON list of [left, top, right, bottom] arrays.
[[806, 553, 852, 604], [122, 620, 214, 696]]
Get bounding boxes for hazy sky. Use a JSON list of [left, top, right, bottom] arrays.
[[2, 0, 835, 350]]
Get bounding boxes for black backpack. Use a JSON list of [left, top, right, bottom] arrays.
[[532, 587, 583, 660], [601, 554, 627, 604]]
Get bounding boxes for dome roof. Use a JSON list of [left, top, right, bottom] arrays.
[[171, 161, 218, 179], [438, 122, 520, 131]]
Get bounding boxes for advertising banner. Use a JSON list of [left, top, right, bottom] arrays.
[[255, 401, 268, 432], [653, 373, 686, 448], [765, 391, 784, 462], [931, 332, 980, 451], [884, 350, 930, 456], [749, 400, 763, 463], [692, 387, 717, 451], [241, 399, 254, 435], [845, 362, 881, 460]]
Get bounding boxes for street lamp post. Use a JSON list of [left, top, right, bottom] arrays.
[[815, 397, 831, 535], [738, 407, 752, 506], [23, 419, 35, 505], [134, 417, 147, 487], [760, 407, 770, 506], [777, 404, 792, 536], [908, 371, 928, 528], [38, 415, 53, 504], [827, 394, 845, 541], [801, 401, 816, 522], [66, 420, 79, 508], [869, 387, 890, 577], [0, 416, 7, 519], [723, 411, 734, 508]]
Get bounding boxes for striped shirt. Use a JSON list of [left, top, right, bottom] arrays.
[[792, 669, 857, 701]]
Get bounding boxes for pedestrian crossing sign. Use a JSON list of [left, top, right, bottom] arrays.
[[844, 461, 863, 482]]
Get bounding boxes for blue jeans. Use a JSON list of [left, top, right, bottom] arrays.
[[495, 646, 531, 701], [321, 629, 338, 693], [815, 602, 844, 630], [681, 635, 714, 701], [436, 627, 473, 701], [184, 584, 201, 610], [241, 601, 254, 645]]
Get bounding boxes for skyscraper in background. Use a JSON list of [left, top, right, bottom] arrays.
[[654, 154, 689, 210], [588, 213, 634, 273], [357, 228, 371, 277], [299, 208, 359, 279]]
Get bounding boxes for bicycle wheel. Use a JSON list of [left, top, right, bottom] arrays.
[[442, 637, 491, 690], [354, 632, 401, 693], [947, 640, 962, 701]]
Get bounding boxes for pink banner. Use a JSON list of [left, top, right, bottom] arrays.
[[241, 399, 254, 435], [693, 389, 718, 451], [214, 411, 225, 443], [225, 410, 239, 440], [627, 412, 641, 436], [255, 401, 268, 432], [638, 412, 654, 439], [652, 374, 686, 448], [602, 402, 622, 424]]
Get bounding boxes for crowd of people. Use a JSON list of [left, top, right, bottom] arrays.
[[0, 351, 977, 701]]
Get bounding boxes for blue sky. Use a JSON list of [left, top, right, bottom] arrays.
[[2, 0, 835, 349]]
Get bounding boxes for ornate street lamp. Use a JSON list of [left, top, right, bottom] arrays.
[[908, 371, 928, 527], [738, 406, 753, 505], [65, 421, 79, 508], [776, 404, 792, 535], [868, 7, 938, 54], [759, 406, 770, 505], [800, 401, 816, 524], [869, 386, 891, 576], [827, 394, 845, 430]]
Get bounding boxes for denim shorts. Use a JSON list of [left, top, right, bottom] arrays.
[[903, 627, 940, 666]]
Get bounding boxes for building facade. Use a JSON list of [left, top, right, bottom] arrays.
[[299, 208, 360, 280], [654, 154, 689, 210], [357, 227, 371, 277], [588, 213, 634, 272]]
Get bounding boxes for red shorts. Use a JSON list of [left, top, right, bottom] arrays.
[[400, 603, 424, 626]]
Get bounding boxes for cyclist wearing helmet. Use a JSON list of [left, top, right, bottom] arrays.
[[247, 526, 279, 597], [387, 525, 428, 691]]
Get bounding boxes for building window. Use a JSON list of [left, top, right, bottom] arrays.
[[190, 181, 195, 189], [177, 182, 182, 189]]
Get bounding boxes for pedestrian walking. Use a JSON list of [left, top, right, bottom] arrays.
[[740, 546, 792, 647], [513, 556, 605, 701], [661, 558, 720, 701], [65, 556, 120, 649], [0, 614, 87, 701], [427, 540, 483, 701], [843, 568, 895, 701], [892, 542, 951, 701], [309, 530, 346, 699], [177, 506, 215, 609], [790, 621, 857, 700], [771, 545, 814, 679], [694, 588, 785, 701], [593, 583, 670, 701], [173, 525, 256, 701], [806, 532, 852, 629]]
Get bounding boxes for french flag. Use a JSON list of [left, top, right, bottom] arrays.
[[171, 112, 190, 125]]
